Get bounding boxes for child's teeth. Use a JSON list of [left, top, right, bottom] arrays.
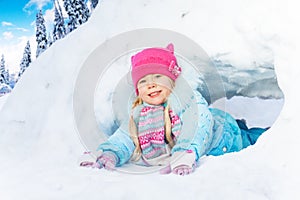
[[150, 91, 159, 96]]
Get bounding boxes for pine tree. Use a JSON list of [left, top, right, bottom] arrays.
[[53, 0, 66, 41], [0, 54, 6, 84], [77, 0, 90, 24], [5, 69, 10, 85], [48, 32, 53, 47], [8, 72, 16, 89], [18, 41, 32, 79], [91, 0, 99, 10], [0, 54, 10, 85], [64, 0, 77, 33], [64, 0, 90, 33], [36, 10, 48, 58]]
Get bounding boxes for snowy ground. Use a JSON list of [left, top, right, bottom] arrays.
[[0, 0, 299, 199], [0, 94, 8, 111]]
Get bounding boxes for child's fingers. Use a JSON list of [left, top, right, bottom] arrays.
[[92, 162, 103, 169], [79, 161, 103, 170], [103, 161, 116, 171], [172, 165, 193, 176], [98, 157, 115, 171], [79, 161, 94, 167]]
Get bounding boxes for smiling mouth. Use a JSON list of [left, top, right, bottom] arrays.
[[148, 90, 162, 98]]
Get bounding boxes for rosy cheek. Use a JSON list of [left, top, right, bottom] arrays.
[[137, 87, 145, 95]]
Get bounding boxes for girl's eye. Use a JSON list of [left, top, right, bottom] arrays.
[[154, 75, 162, 78], [138, 79, 146, 84]]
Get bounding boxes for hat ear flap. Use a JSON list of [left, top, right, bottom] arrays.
[[166, 43, 174, 54]]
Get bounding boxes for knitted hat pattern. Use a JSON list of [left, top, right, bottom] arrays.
[[131, 43, 182, 94]]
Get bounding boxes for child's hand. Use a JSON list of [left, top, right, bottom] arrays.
[[96, 152, 117, 171], [79, 151, 117, 171], [79, 151, 99, 168], [172, 163, 195, 176], [159, 162, 196, 176], [170, 150, 197, 176], [80, 161, 102, 168]]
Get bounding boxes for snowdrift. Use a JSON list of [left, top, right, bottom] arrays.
[[0, 0, 299, 199]]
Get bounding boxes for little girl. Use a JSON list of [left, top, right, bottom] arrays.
[[80, 43, 267, 175]]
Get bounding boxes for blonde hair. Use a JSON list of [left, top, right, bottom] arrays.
[[129, 97, 175, 161]]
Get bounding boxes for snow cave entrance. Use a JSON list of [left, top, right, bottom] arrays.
[[73, 29, 284, 173]]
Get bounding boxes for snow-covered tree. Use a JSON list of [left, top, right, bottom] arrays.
[[36, 10, 48, 58], [64, 0, 90, 33], [8, 72, 16, 89], [53, 0, 66, 41], [0, 54, 5, 84], [48, 32, 53, 47], [78, 0, 91, 23], [63, 0, 76, 33], [5, 69, 10, 85], [90, 0, 99, 10], [18, 41, 32, 79], [0, 54, 9, 85]]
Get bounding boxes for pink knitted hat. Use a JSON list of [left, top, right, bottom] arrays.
[[131, 43, 182, 94]]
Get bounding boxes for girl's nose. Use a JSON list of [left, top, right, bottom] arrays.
[[147, 82, 157, 89]]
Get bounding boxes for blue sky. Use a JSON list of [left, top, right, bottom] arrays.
[[0, 0, 58, 73], [0, 0, 53, 44]]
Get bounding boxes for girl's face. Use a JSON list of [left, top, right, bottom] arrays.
[[137, 74, 174, 105]]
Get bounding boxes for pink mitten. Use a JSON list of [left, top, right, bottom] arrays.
[[79, 151, 101, 168], [170, 150, 196, 176], [79, 151, 117, 170], [96, 152, 117, 171], [172, 162, 196, 176], [80, 161, 102, 168]]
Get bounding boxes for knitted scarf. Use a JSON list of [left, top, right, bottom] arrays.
[[138, 104, 181, 160]]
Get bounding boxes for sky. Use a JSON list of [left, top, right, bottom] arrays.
[[0, 0, 63, 74]]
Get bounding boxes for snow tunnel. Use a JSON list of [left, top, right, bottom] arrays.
[[73, 28, 284, 173]]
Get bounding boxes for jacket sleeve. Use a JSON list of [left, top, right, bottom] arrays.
[[171, 91, 213, 161], [96, 118, 135, 167]]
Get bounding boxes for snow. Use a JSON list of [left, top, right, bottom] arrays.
[[212, 97, 284, 128], [0, 93, 8, 110], [0, 0, 299, 199]]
